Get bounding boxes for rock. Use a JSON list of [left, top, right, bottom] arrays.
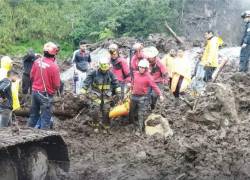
[[145, 113, 173, 138], [135, 151, 147, 160], [186, 83, 239, 129]]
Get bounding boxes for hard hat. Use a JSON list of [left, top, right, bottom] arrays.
[[1, 56, 12, 63], [142, 46, 159, 58], [99, 56, 110, 71], [108, 43, 118, 51], [132, 43, 143, 51], [138, 59, 149, 68], [241, 11, 250, 18], [43, 42, 59, 55], [1, 56, 13, 71]]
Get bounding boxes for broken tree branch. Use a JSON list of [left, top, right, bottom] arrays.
[[164, 22, 184, 44]]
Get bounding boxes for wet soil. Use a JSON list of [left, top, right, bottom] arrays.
[[9, 42, 250, 179], [53, 69, 250, 180]]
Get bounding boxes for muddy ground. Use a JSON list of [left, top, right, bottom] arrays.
[[51, 69, 250, 180], [10, 37, 250, 179]]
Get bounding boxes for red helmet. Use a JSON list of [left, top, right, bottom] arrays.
[[43, 42, 59, 55]]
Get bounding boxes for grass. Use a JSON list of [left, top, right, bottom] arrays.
[[0, 40, 74, 60]]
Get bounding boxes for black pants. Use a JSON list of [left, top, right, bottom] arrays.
[[148, 83, 163, 110], [22, 73, 32, 94], [240, 45, 250, 72], [28, 92, 53, 129], [203, 66, 216, 82], [129, 95, 149, 132], [173, 75, 184, 98], [89, 100, 111, 126]]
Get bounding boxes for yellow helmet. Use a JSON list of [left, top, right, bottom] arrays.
[[99, 56, 110, 71], [1, 56, 13, 71]]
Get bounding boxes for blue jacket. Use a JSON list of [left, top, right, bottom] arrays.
[[241, 22, 250, 45]]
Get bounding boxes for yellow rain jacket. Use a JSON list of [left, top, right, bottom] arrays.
[[161, 54, 175, 78], [171, 56, 191, 93], [0, 56, 13, 80], [11, 79, 21, 111], [201, 36, 224, 68], [0, 56, 20, 110]]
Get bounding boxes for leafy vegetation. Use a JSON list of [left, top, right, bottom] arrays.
[[0, 0, 183, 59]]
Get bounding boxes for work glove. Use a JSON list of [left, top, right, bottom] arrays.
[[242, 43, 247, 48], [115, 87, 121, 94], [159, 95, 164, 102]]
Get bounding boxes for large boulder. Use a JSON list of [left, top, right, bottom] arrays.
[[186, 83, 239, 129], [145, 113, 173, 138]]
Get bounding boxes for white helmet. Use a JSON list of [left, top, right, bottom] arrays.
[[241, 11, 250, 18], [138, 59, 149, 68], [142, 46, 159, 58], [108, 43, 118, 50], [132, 43, 143, 51], [98, 56, 110, 65]]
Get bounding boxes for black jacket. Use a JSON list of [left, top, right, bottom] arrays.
[[0, 78, 12, 110], [23, 53, 36, 75], [83, 69, 119, 96], [72, 50, 91, 72]]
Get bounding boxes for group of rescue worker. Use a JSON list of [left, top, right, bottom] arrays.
[[0, 11, 249, 134], [0, 42, 60, 129], [76, 42, 166, 133]]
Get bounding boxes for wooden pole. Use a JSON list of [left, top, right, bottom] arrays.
[[164, 22, 184, 44]]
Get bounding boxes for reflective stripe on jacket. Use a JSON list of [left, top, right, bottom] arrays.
[[83, 69, 119, 96]]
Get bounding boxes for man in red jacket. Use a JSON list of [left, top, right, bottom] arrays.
[[28, 42, 60, 129], [109, 43, 130, 99], [131, 42, 144, 72], [129, 59, 164, 133], [144, 46, 168, 109]]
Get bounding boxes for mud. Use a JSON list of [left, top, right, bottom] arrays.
[[50, 67, 250, 180], [8, 43, 250, 179]]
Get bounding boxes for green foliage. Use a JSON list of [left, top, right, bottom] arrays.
[[0, 0, 183, 59]]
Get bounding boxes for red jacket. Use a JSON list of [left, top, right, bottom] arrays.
[[132, 71, 161, 96], [31, 57, 60, 95], [149, 58, 167, 83], [131, 52, 144, 71], [111, 57, 130, 83]]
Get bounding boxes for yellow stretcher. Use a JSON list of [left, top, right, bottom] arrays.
[[109, 98, 130, 119]]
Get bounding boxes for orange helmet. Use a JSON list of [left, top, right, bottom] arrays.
[[43, 42, 59, 55]]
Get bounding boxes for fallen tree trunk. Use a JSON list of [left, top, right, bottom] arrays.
[[16, 91, 90, 119], [212, 58, 228, 82], [164, 22, 184, 44], [14, 108, 78, 118]]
